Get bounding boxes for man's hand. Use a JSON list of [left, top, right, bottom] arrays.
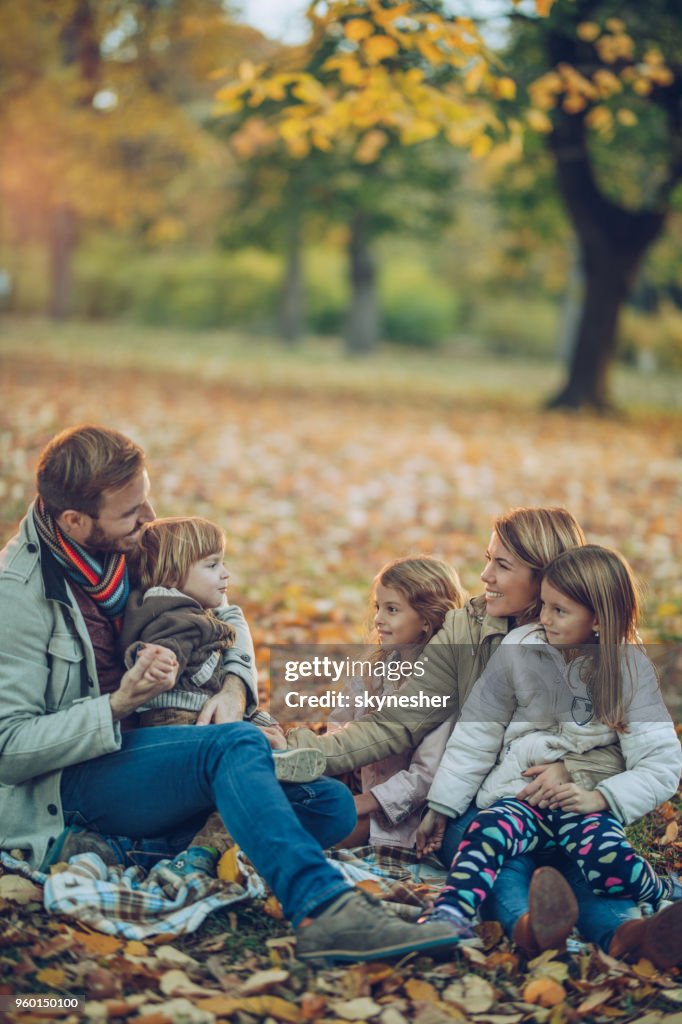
[[258, 724, 287, 750], [516, 762, 571, 808], [110, 645, 178, 722], [354, 792, 380, 817], [416, 809, 448, 858], [549, 783, 608, 814], [196, 673, 247, 725]]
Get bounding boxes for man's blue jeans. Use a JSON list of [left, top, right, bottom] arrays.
[[439, 804, 639, 951], [60, 722, 355, 927]]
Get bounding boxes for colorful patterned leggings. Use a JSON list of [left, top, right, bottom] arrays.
[[437, 797, 667, 920]]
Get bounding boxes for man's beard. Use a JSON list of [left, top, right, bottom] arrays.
[[83, 521, 137, 555]]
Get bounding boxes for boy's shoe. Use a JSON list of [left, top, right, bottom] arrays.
[[609, 901, 682, 970], [296, 888, 461, 964], [514, 866, 578, 955], [417, 903, 477, 940], [40, 825, 120, 871], [170, 846, 218, 878], [273, 747, 326, 784]]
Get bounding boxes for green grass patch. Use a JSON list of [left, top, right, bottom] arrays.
[[1, 316, 680, 416]]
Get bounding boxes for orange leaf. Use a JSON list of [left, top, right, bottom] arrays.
[[523, 978, 566, 1007], [123, 940, 148, 957], [301, 992, 328, 1019], [35, 967, 67, 988], [661, 820, 679, 846], [356, 879, 384, 895], [263, 894, 284, 920], [477, 919, 504, 950], [72, 932, 122, 956], [535, 0, 556, 15], [405, 978, 439, 1003], [217, 845, 244, 883]]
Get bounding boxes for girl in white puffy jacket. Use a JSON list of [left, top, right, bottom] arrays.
[[328, 555, 465, 848], [418, 546, 682, 938]]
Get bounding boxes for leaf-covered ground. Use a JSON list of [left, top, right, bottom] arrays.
[[0, 326, 681, 1023]]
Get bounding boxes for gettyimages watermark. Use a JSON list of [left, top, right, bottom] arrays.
[[266, 643, 682, 726]]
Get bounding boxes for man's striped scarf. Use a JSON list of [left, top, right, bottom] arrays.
[[33, 497, 129, 630]]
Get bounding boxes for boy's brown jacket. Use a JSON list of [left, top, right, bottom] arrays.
[[287, 596, 625, 784]]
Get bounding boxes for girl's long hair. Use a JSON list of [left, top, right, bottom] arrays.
[[493, 507, 587, 624], [369, 555, 466, 657], [542, 545, 642, 730]]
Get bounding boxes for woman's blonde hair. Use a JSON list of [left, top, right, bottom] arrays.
[[543, 545, 641, 730], [130, 517, 225, 591], [493, 507, 587, 624], [370, 555, 466, 650]]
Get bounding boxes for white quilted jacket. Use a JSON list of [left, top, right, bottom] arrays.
[[428, 626, 681, 826]]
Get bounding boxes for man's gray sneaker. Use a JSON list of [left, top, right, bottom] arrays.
[[273, 747, 326, 784], [296, 888, 462, 964], [40, 825, 119, 871]]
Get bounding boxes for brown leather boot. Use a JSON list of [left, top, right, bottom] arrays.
[[609, 903, 682, 970], [513, 866, 579, 954], [512, 912, 540, 957]]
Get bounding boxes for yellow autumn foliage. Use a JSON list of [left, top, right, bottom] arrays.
[[344, 18, 373, 42], [363, 34, 400, 63]]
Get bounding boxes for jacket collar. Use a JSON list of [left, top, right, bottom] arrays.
[[40, 539, 71, 605], [468, 594, 508, 642], [22, 502, 71, 605]]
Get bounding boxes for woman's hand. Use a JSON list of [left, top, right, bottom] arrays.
[[416, 809, 448, 858], [516, 762, 571, 808], [549, 783, 608, 814], [110, 645, 178, 721], [258, 724, 288, 750]]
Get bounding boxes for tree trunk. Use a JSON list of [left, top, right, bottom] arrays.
[[549, 243, 644, 408], [48, 206, 77, 320], [546, 112, 665, 410], [278, 215, 303, 344], [46, 1, 98, 321], [541, 9, 673, 409], [345, 210, 379, 355]]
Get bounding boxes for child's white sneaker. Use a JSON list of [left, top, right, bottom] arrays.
[[273, 747, 326, 784]]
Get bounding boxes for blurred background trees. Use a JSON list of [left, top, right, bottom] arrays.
[[1, 0, 680, 409]]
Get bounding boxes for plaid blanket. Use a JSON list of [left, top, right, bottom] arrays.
[[327, 846, 447, 917], [0, 850, 262, 940], [0, 845, 443, 937]]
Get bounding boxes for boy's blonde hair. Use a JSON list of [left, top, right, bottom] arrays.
[[371, 555, 466, 647], [493, 507, 587, 624], [543, 545, 642, 730], [131, 517, 225, 591]]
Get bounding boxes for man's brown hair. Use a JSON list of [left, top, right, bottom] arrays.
[[36, 425, 145, 517]]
